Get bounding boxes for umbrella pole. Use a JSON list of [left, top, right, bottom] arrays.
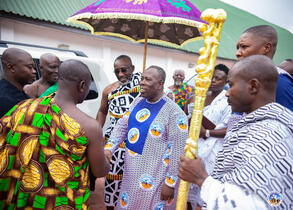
[[143, 21, 149, 72]]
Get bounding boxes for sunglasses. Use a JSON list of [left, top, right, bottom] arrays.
[[114, 67, 129, 74]]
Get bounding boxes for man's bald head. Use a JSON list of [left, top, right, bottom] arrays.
[[173, 69, 185, 77], [59, 59, 91, 83], [39, 53, 60, 65], [173, 69, 185, 87], [58, 59, 92, 104], [148, 65, 166, 83], [226, 55, 278, 113], [39, 53, 60, 84], [2, 48, 32, 72], [244, 25, 278, 48], [278, 59, 293, 77], [1, 48, 36, 89], [233, 55, 278, 92], [236, 25, 278, 60]]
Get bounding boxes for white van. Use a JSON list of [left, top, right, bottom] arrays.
[[0, 40, 110, 119]]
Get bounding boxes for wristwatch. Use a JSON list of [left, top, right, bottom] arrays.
[[205, 129, 210, 138]]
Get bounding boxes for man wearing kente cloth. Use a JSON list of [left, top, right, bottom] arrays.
[[178, 56, 293, 209], [104, 66, 188, 209], [168, 69, 195, 110], [96, 55, 141, 208], [24, 53, 60, 98], [0, 60, 110, 209]]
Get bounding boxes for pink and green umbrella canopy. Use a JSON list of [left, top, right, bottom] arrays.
[[68, 0, 206, 47]]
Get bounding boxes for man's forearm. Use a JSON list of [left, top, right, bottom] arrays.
[[209, 128, 227, 138], [96, 111, 107, 127]]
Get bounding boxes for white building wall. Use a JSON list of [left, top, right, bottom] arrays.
[[0, 17, 234, 88]]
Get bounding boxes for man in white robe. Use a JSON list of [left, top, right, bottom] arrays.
[[185, 64, 231, 209]]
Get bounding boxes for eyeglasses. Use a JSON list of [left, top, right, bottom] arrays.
[[114, 67, 129, 75]]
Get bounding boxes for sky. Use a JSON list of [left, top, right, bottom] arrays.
[[221, 0, 293, 33]]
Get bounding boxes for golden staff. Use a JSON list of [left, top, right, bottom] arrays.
[[176, 8, 227, 209]]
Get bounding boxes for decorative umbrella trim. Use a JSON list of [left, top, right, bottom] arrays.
[[67, 12, 205, 28], [67, 18, 203, 47], [143, 36, 203, 47], [97, 31, 203, 47]]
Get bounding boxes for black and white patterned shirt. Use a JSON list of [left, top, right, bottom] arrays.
[[105, 72, 141, 139], [202, 103, 293, 209]]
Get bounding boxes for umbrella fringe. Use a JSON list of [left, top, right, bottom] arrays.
[[63, 20, 203, 48], [67, 12, 205, 28], [67, 14, 204, 48], [141, 36, 204, 48], [67, 18, 97, 34]]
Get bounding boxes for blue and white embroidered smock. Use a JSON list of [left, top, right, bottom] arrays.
[[105, 95, 188, 210]]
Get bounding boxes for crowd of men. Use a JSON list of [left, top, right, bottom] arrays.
[[0, 24, 292, 210]]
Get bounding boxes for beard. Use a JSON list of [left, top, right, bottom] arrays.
[[175, 80, 183, 86]]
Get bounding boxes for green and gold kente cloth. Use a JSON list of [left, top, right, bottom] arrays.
[[0, 96, 90, 210]]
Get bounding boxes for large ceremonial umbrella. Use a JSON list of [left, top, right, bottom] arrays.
[[68, 1, 226, 209], [67, 0, 206, 71]]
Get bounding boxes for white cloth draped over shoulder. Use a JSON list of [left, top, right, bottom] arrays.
[[187, 90, 231, 208], [188, 90, 231, 174], [203, 103, 293, 209]]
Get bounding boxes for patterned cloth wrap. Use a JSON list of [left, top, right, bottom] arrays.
[[0, 96, 90, 210], [173, 83, 195, 110], [212, 103, 293, 209], [104, 72, 141, 207]]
